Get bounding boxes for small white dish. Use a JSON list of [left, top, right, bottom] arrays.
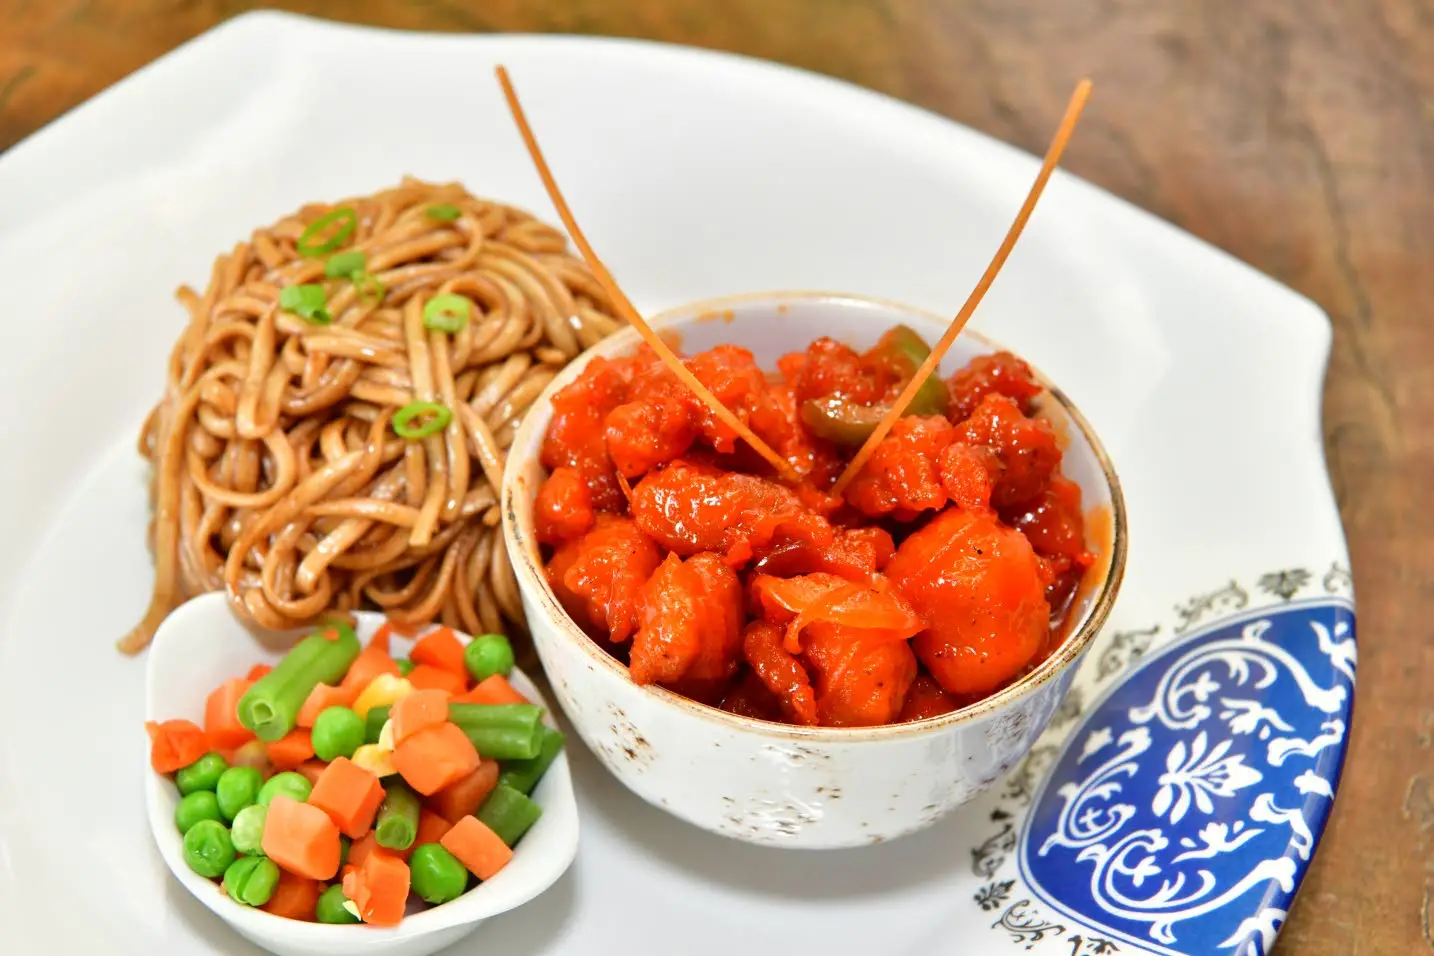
[[501, 291, 1127, 849], [144, 592, 579, 956]]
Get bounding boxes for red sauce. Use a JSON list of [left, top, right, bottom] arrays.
[[535, 332, 1097, 727]]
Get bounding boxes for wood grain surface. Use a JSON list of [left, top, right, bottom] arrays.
[[1, 1, 1424, 952]]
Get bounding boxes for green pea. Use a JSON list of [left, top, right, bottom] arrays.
[[175, 752, 230, 795], [364, 706, 391, 745], [396, 658, 415, 677], [316, 884, 361, 924], [257, 771, 312, 807], [464, 633, 515, 682], [224, 856, 280, 907], [175, 791, 223, 834], [338, 835, 352, 869], [408, 843, 468, 904], [215, 766, 264, 821], [230, 803, 268, 856], [183, 819, 236, 879], [312, 706, 365, 762]]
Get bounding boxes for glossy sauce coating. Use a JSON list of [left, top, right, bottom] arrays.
[[536, 334, 1094, 726]]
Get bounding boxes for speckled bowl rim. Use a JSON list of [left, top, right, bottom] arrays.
[[501, 290, 1128, 742]]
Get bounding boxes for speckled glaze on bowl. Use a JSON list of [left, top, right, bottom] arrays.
[[501, 292, 1127, 849]]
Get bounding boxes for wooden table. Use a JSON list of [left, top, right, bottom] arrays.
[[2, 1, 1422, 952]]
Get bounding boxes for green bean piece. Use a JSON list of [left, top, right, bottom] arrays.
[[224, 856, 281, 907], [316, 884, 361, 924], [175, 791, 223, 834], [182, 819, 236, 879], [257, 771, 312, 807], [396, 658, 414, 677], [476, 784, 543, 847], [374, 781, 421, 851], [447, 703, 544, 760], [409, 844, 469, 903], [238, 623, 361, 741], [463, 633, 515, 682], [230, 804, 268, 856], [175, 752, 230, 795], [312, 706, 365, 762], [497, 726, 565, 795], [364, 705, 392, 745], [215, 766, 264, 821]]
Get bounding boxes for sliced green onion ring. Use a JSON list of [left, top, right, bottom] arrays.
[[425, 204, 461, 222], [393, 402, 453, 439], [324, 250, 366, 277], [423, 294, 471, 334], [278, 284, 332, 324], [353, 270, 386, 304], [296, 207, 357, 257]]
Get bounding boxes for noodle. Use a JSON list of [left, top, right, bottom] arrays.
[[118, 177, 620, 653]]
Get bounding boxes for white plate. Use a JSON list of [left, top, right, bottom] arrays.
[[0, 12, 1352, 956]]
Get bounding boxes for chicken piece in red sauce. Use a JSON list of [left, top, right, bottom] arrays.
[[752, 526, 895, 582], [897, 673, 962, 722], [749, 572, 923, 726], [946, 351, 1044, 422], [540, 355, 631, 512], [629, 459, 832, 566], [630, 552, 744, 701], [885, 507, 1050, 697], [842, 415, 957, 518], [1006, 474, 1094, 613], [545, 516, 662, 643], [955, 393, 1061, 509], [534, 466, 595, 545]]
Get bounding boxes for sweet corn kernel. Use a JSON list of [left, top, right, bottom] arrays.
[[351, 744, 396, 778], [352, 674, 413, 720], [377, 719, 394, 751]]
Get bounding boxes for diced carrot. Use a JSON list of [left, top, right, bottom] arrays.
[[410, 627, 467, 676], [426, 759, 500, 823], [204, 678, 256, 750], [394, 809, 454, 862], [261, 794, 341, 880], [224, 738, 272, 776], [308, 756, 386, 838], [266, 729, 315, 772], [295, 760, 329, 786], [440, 815, 513, 881], [246, 663, 273, 681], [145, 719, 211, 774], [411, 810, 453, 854], [369, 621, 395, 654], [340, 645, 401, 694], [348, 831, 379, 871], [296, 683, 356, 728], [391, 688, 451, 746], [341, 851, 410, 926], [261, 870, 321, 922], [391, 722, 480, 796], [408, 664, 467, 696], [454, 674, 530, 707]]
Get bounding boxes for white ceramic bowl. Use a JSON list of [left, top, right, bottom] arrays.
[[145, 593, 579, 956], [501, 291, 1127, 850]]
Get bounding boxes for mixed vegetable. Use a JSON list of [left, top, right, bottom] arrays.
[[146, 621, 563, 927]]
